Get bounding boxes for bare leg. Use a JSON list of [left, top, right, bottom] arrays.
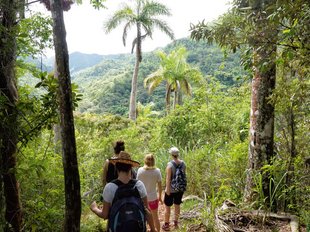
[[151, 208, 160, 232], [174, 204, 180, 222], [164, 205, 171, 224], [146, 207, 156, 232]]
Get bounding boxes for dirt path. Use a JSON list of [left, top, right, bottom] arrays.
[[157, 201, 180, 231]]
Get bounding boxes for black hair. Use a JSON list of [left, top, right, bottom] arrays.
[[114, 140, 125, 154], [115, 162, 132, 173]]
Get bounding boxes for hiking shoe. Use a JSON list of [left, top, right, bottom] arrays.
[[162, 222, 170, 231], [174, 220, 179, 229]]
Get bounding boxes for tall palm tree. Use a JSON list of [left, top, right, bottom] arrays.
[[144, 47, 203, 113], [104, 0, 174, 120]]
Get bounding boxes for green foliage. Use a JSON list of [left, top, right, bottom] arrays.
[[17, 13, 53, 58], [73, 39, 248, 114], [18, 133, 64, 231], [15, 2, 309, 228], [17, 69, 82, 148]]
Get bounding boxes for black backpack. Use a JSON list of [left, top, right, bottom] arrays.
[[108, 179, 146, 232], [170, 161, 187, 192]]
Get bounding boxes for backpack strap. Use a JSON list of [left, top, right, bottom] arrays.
[[111, 179, 123, 186], [171, 160, 183, 168], [111, 179, 138, 186], [112, 179, 140, 204]]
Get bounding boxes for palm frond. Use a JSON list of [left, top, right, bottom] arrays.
[[147, 77, 164, 93], [131, 37, 137, 54], [141, 1, 172, 17], [123, 21, 135, 46], [144, 69, 164, 92], [104, 6, 134, 33], [151, 18, 175, 40], [141, 24, 153, 39]]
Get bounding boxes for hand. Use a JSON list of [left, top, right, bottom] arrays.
[[90, 201, 97, 211], [166, 189, 171, 196], [159, 198, 163, 204]]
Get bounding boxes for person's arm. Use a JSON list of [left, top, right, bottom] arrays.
[[102, 160, 109, 186], [142, 197, 157, 232], [90, 200, 110, 219], [158, 181, 163, 203], [165, 164, 172, 195]]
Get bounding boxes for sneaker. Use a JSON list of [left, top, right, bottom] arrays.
[[162, 222, 170, 231]]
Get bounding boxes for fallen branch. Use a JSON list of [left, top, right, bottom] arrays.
[[250, 210, 299, 232]]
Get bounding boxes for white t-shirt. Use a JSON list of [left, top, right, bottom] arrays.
[[137, 167, 162, 201], [102, 180, 147, 204]]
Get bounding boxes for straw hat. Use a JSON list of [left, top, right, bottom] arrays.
[[109, 151, 140, 167]]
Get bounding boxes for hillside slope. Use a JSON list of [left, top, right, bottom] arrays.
[[72, 38, 248, 115]]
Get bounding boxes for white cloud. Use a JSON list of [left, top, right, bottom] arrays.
[[35, 0, 231, 56]]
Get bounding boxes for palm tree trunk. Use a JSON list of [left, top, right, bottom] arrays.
[[176, 81, 181, 107], [0, 1, 22, 230], [165, 82, 171, 114], [173, 90, 178, 109], [129, 58, 140, 120], [129, 23, 142, 121], [50, 0, 81, 230]]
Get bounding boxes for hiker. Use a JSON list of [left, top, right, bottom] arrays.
[[162, 147, 187, 231], [90, 151, 157, 232], [137, 153, 163, 232], [102, 140, 125, 186]]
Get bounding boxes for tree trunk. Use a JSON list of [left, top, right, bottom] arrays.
[[284, 103, 297, 210], [165, 82, 171, 114], [129, 57, 140, 121], [129, 23, 142, 121], [173, 90, 178, 109], [50, 0, 81, 231], [0, 174, 4, 228], [244, 6, 277, 206], [175, 81, 181, 108], [0, 1, 22, 231]]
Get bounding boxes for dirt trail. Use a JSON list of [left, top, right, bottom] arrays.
[[157, 201, 180, 231]]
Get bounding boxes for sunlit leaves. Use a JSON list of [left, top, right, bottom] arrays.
[[144, 46, 204, 111], [17, 13, 53, 58]]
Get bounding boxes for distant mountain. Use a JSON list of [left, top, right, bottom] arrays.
[[71, 38, 249, 115], [43, 52, 105, 73], [68, 52, 104, 73], [22, 38, 248, 115]]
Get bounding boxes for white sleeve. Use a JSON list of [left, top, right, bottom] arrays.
[[156, 168, 162, 182], [137, 167, 142, 180], [136, 180, 147, 198], [102, 183, 118, 204]]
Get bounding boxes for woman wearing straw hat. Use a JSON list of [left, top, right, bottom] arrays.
[[101, 140, 125, 186], [90, 151, 157, 232], [137, 154, 163, 232]]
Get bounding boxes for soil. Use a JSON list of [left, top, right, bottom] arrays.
[[157, 201, 308, 232]]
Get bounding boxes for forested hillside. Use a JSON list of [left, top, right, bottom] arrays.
[[1, 0, 309, 231], [72, 38, 248, 115]]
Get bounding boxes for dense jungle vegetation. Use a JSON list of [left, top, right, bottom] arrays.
[[1, 0, 309, 231], [13, 40, 310, 231], [69, 39, 248, 115]]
